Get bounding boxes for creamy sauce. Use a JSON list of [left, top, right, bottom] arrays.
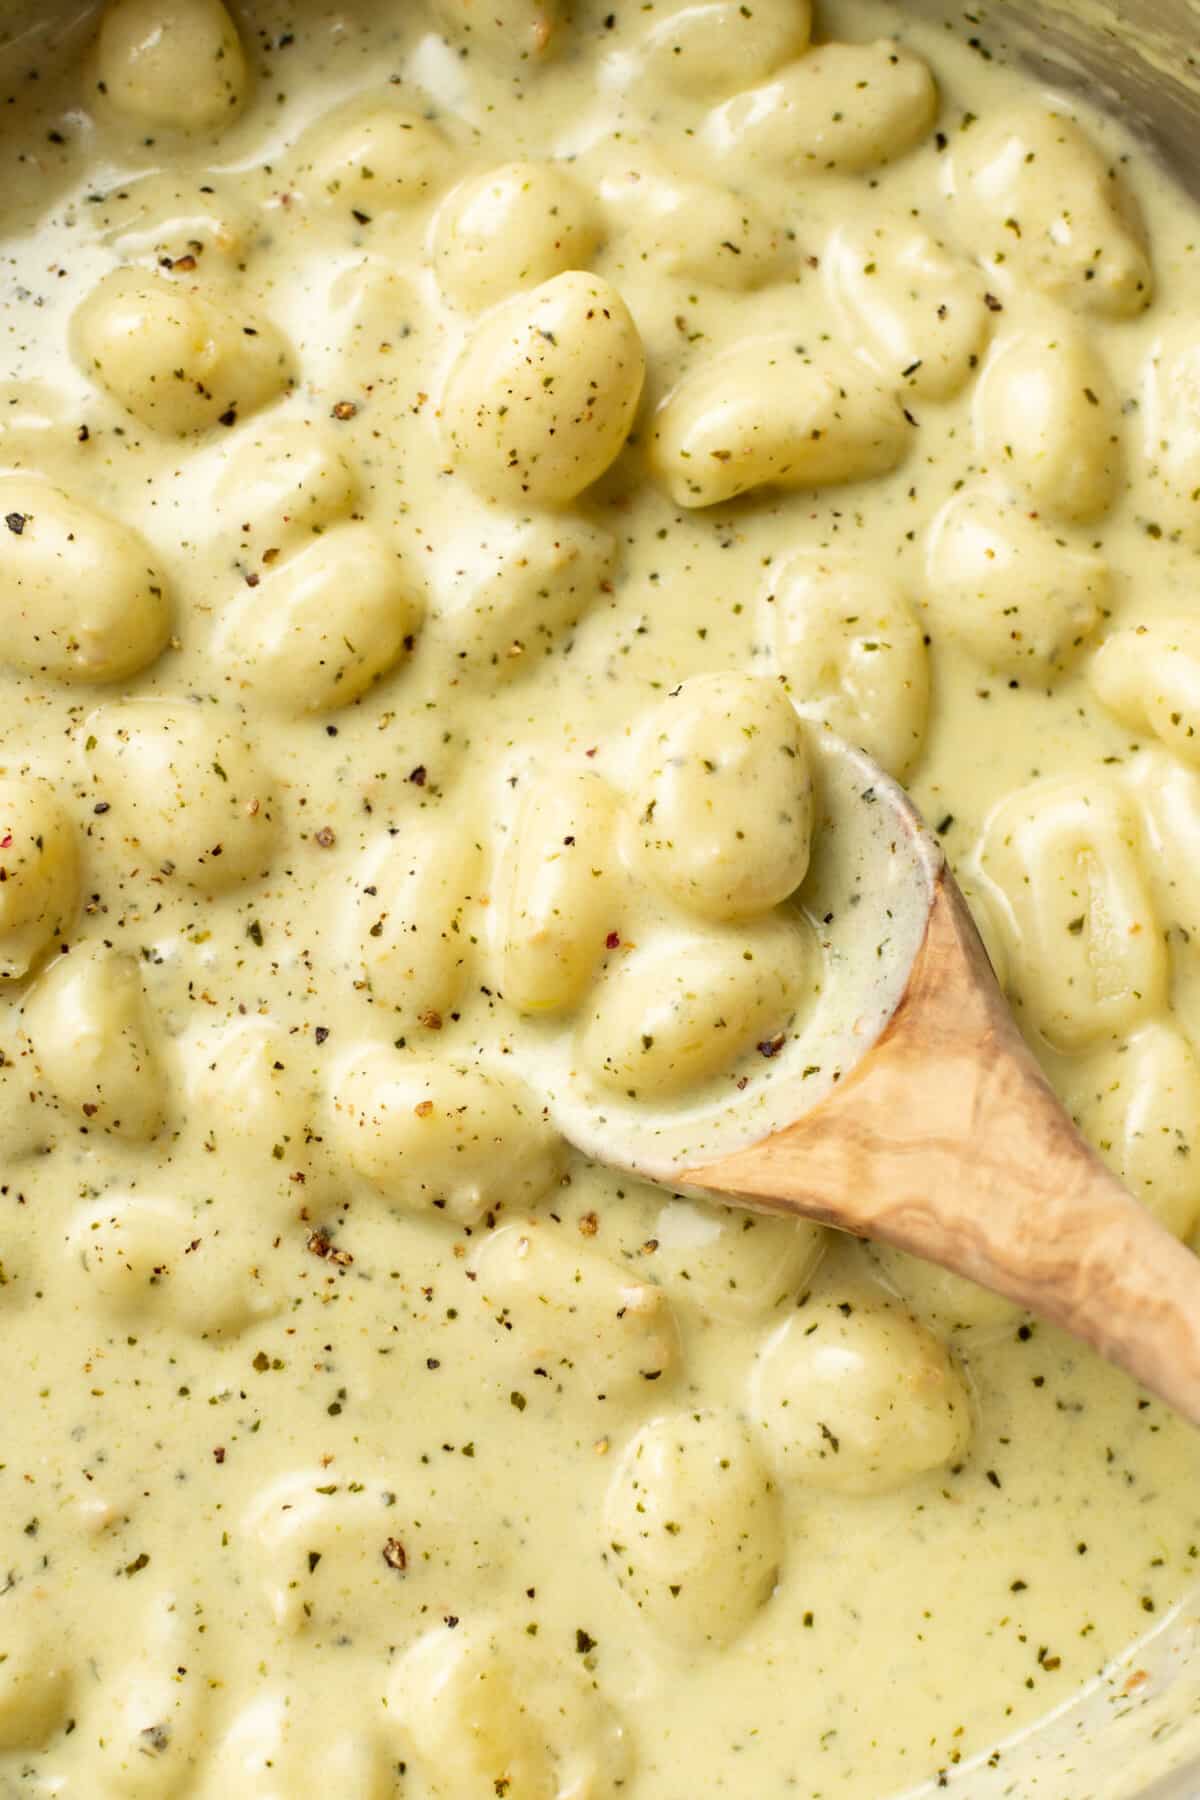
[[2, 1, 1200, 1795]]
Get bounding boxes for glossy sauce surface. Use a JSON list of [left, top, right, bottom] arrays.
[[2, 2, 1200, 1796]]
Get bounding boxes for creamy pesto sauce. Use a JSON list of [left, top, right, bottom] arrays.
[[1, 2, 1200, 1796]]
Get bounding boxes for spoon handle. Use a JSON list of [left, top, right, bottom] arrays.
[[684, 872, 1200, 1426]]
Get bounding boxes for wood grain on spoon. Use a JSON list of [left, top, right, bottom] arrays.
[[683, 866, 1200, 1429]]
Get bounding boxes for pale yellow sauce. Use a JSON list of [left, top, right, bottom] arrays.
[[2, 1, 1200, 1795]]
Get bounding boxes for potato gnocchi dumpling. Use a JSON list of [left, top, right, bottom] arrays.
[[499, 768, 623, 1014], [1091, 619, 1200, 764], [824, 224, 991, 401], [976, 775, 1167, 1052], [293, 96, 449, 216], [187, 1020, 329, 1224], [242, 1468, 472, 1638], [651, 339, 909, 507], [762, 555, 929, 778], [0, 476, 170, 684], [88, 1601, 207, 1800], [604, 1410, 782, 1648], [923, 489, 1107, 677], [974, 325, 1121, 521], [626, 673, 812, 920], [578, 914, 810, 1098], [356, 823, 481, 1026], [429, 0, 562, 61], [22, 944, 167, 1140], [470, 1219, 680, 1398], [390, 1616, 633, 1798], [442, 271, 646, 505], [429, 511, 616, 676], [949, 107, 1153, 319], [1063, 1023, 1200, 1243], [73, 269, 294, 436], [199, 1695, 395, 1799], [83, 699, 281, 891], [1142, 329, 1200, 544], [433, 162, 602, 309], [599, 163, 790, 291], [708, 40, 937, 175], [869, 1244, 1021, 1333], [330, 1051, 565, 1224], [212, 419, 360, 551], [651, 1198, 827, 1322], [0, 1606, 73, 1751], [749, 1293, 973, 1492], [0, 777, 78, 983], [214, 524, 423, 714], [96, 0, 248, 133], [66, 1194, 276, 1336], [634, 0, 811, 99]]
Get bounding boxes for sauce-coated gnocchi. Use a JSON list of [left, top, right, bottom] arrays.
[[4, 3, 1200, 1798]]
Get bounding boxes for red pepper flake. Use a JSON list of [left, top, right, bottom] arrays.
[[414, 1099, 434, 1118], [213, 1446, 226, 1464], [170, 253, 198, 272], [245, 571, 260, 587], [81, 1103, 98, 1118], [332, 400, 358, 421], [382, 1537, 407, 1572], [0, 833, 11, 849], [579, 1212, 599, 1237], [314, 826, 336, 848], [585, 746, 598, 758], [408, 765, 427, 787], [605, 931, 620, 950]]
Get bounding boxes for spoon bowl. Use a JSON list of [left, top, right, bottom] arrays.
[[542, 728, 1200, 1426]]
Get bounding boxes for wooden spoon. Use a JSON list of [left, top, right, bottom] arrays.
[[550, 728, 1200, 1427]]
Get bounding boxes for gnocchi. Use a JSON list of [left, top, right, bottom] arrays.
[[749, 1293, 973, 1492], [974, 324, 1121, 521], [470, 1219, 680, 1398], [1063, 1023, 1200, 1243], [22, 944, 167, 1140], [442, 271, 646, 505], [0, 1606, 73, 1750], [651, 340, 910, 507], [499, 768, 623, 1013], [1091, 619, 1200, 764], [761, 554, 929, 778], [603, 1410, 781, 1649], [356, 822, 481, 1025], [0, 777, 78, 983], [0, 477, 170, 684], [83, 699, 281, 892], [708, 40, 937, 175], [949, 107, 1153, 319], [95, 0, 248, 133], [1142, 328, 1200, 545], [213, 524, 423, 714], [651, 1198, 827, 1322], [923, 489, 1107, 677], [634, 0, 810, 99], [329, 1051, 565, 1224], [976, 775, 1167, 1052], [824, 224, 991, 401], [212, 419, 359, 551], [433, 162, 602, 309], [293, 96, 449, 216], [187, 1020, 330, 1225], [600, 163, 790, 291], [65, 1194, 276, 1336], [389, 1617, 633, 1797], [626, 673, 813, 919], [578, 915, 811, 1098], [429, 510, 616, 677], [73, 269, 294, 436]]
